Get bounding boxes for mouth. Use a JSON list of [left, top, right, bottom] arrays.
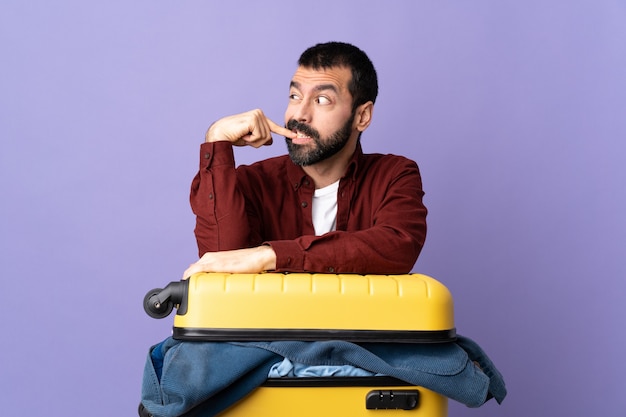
[[291, 130, 313, 144], [286, 120, 318, 144]]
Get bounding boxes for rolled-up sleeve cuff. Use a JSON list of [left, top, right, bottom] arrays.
[[264, 240, 305, 272], [199, 141, 235, 170]]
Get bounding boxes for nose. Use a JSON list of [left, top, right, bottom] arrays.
[[288, 100, 312, 124]]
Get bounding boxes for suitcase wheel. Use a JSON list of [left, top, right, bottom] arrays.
[[143, 288, 174, 319]]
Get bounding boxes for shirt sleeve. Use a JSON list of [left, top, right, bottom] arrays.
[[190, 141, 252, 256]]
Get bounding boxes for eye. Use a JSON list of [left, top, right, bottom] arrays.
[[289, 93, 301, 101], [316, 96, 331, 105]]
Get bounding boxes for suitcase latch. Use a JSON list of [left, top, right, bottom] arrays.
[[365, 390, 420, 410]]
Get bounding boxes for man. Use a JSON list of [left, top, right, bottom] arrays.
[[183, 41, 427, 278], [140, 43, 507, 417]]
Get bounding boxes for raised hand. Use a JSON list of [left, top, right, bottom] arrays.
[[205, 109, 296, 147]]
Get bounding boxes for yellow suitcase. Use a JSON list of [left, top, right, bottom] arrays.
[[143, 273, 455, 416]]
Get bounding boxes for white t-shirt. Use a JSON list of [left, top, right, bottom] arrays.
[[312, 180, 339, 236]]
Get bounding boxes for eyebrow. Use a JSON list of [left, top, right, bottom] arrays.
[[290, 81, 339, 94]]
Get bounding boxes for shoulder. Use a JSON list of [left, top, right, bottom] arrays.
[[358, 152, 420, 176]]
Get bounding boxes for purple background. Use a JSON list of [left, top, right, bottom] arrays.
[[2, 1, 625, 416]]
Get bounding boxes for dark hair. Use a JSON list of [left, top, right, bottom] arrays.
[[298, 42, 378, 110]]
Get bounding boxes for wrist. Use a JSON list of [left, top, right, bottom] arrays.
[[205, 126, 218, 142], [259, 245, 277, 271], [205, 122, 226, 143]]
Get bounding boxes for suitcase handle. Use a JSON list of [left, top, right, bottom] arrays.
[[366, 390, 420, 410]]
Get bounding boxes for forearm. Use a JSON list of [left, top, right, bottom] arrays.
[[267, 225, 425, 274], [190, 142, 251, 255]]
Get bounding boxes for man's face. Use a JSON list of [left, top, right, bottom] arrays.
[[284, 66, 356, 166]]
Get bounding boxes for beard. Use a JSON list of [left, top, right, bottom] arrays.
[[285, 113, 355, 166]]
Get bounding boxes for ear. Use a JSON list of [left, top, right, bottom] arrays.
[[354, 101, 374, 132]]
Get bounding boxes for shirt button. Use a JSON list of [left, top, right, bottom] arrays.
[[208, 193, 214, 200], [204, 152, 211, 159], [327, 267, 335, 273], [301, 201, 308, 208]]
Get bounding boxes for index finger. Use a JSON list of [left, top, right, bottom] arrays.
[[266, 117, 296, 138]]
